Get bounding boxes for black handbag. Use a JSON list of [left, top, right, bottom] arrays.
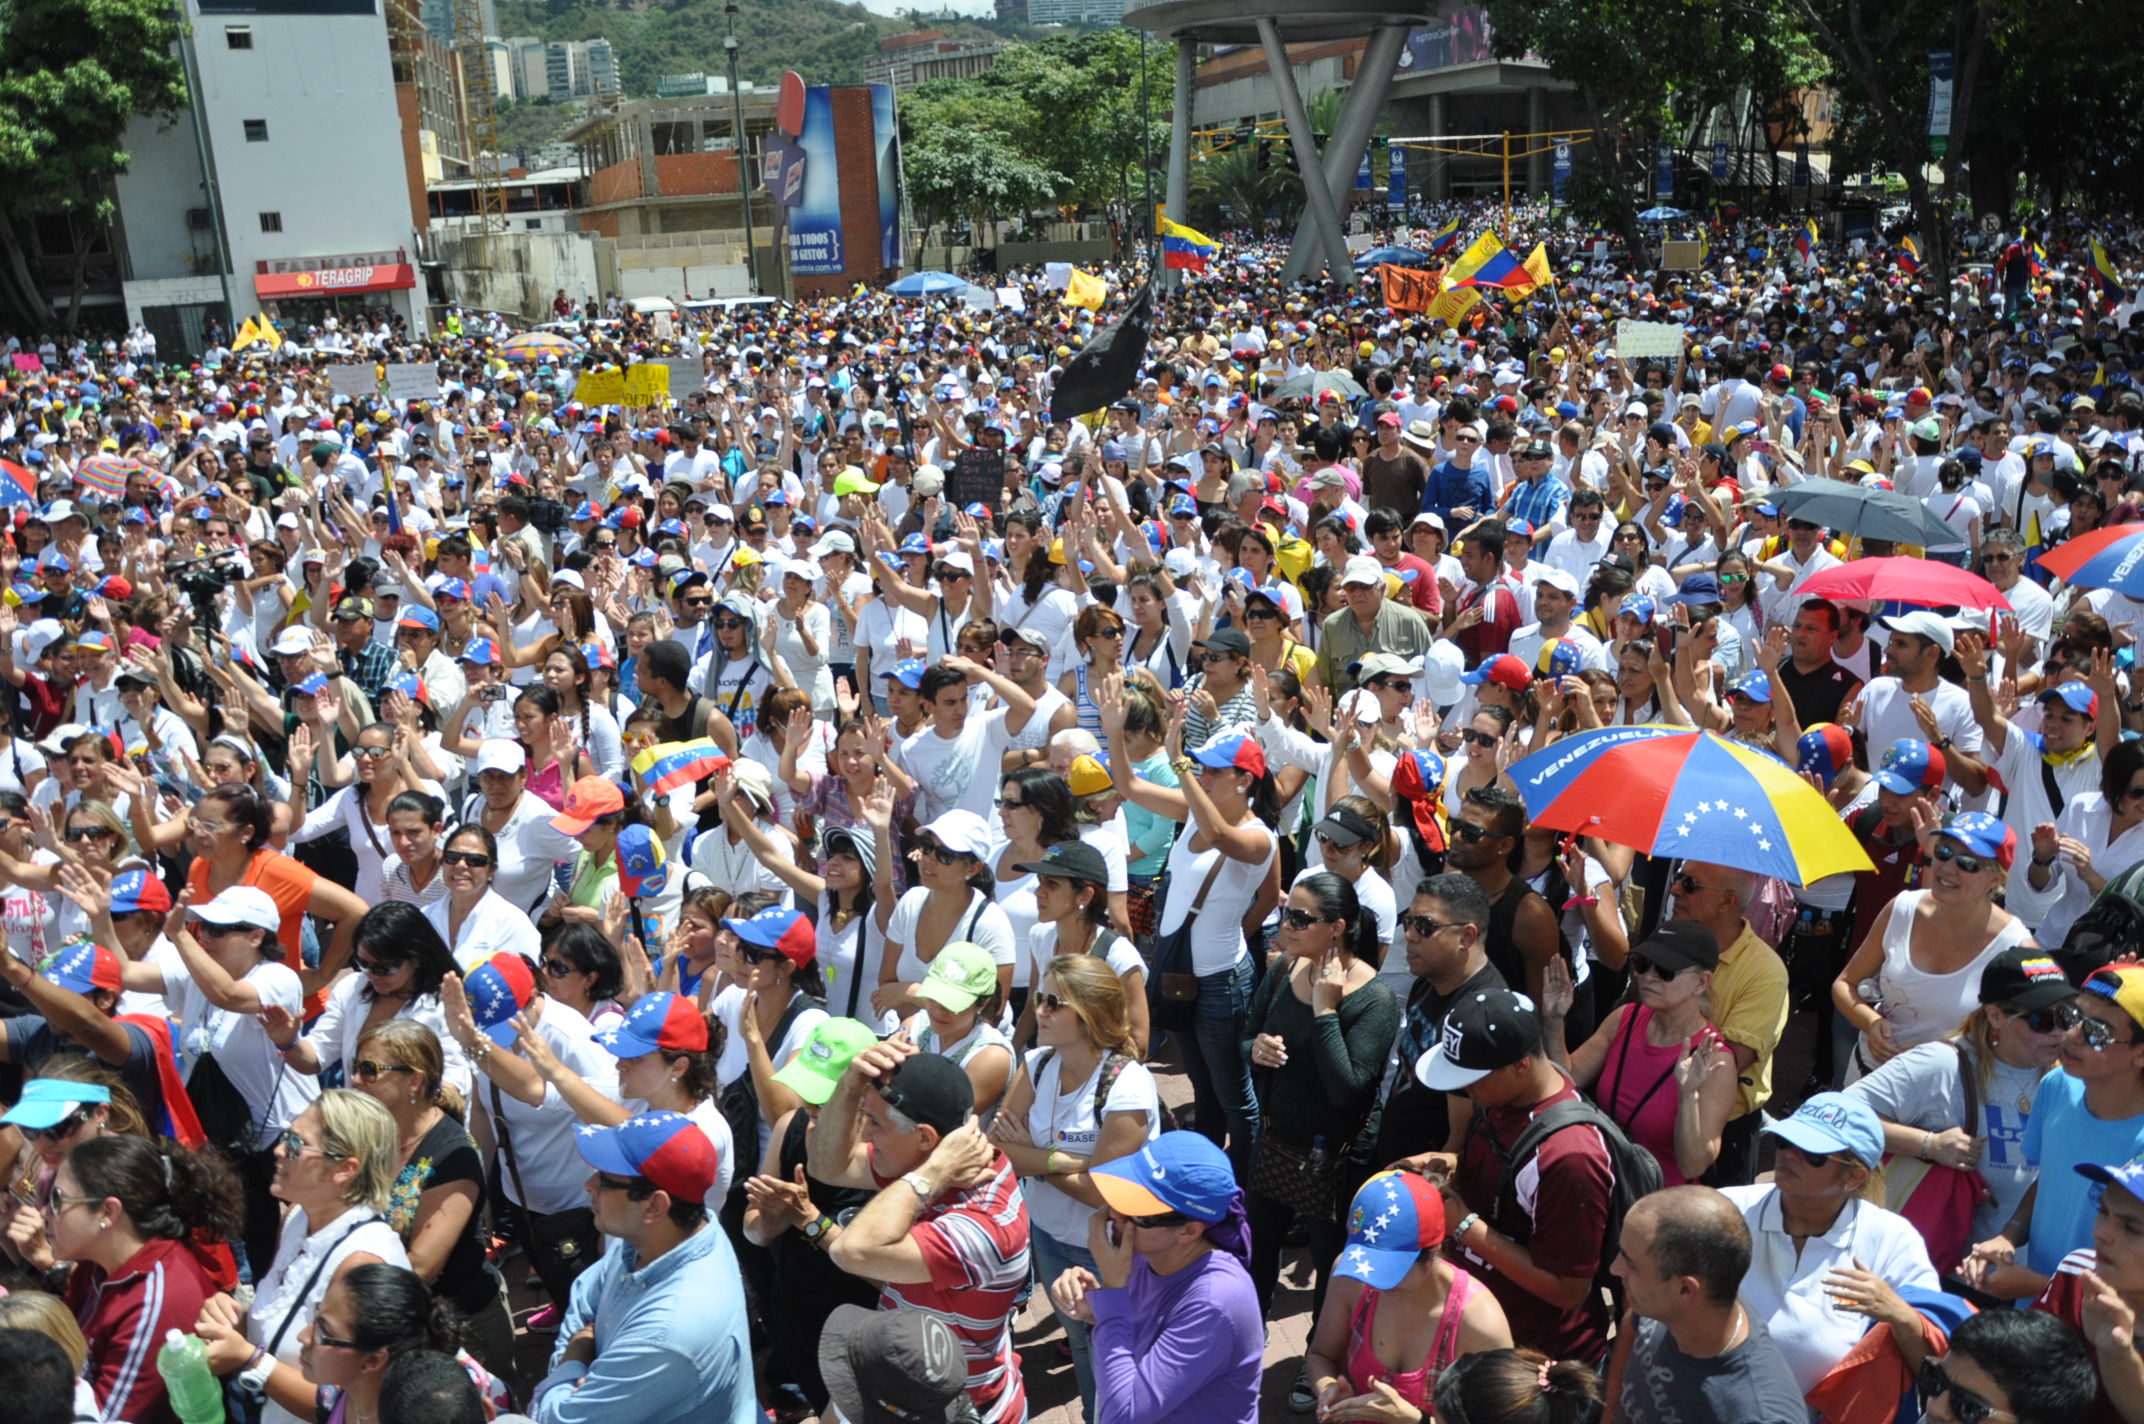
[[1250, 1124, 1356, 1223], [1144, 855, 1228, 1035], [489, 1084, 600, 1306]]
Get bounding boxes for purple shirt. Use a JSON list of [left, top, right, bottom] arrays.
[[1088, 1250, 1262, 1424]]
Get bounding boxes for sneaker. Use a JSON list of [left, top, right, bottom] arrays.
[[529, 1302, 563, 1330], [1288, 1368, 1317, 1414]]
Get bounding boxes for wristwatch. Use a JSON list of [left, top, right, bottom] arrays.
[[236, 1353, 275, 1401], [900, 1171, 935, 1202], [801, 1214, 835, 1243]]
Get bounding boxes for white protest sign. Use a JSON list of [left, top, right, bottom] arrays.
[[662, 357, 706, 396], [996, 287, 1025, 312], [1043, 263, 1072, 292], [382, 363, 437, 401], [1615, 320, 1686, 361], [325, 364, 377, 402]]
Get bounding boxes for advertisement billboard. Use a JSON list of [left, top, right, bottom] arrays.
[[787, 85, 844, 276], [871, 83, 900, 273], [1395, 8, 1495, 73]]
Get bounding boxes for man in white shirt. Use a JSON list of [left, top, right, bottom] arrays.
[[893, 656, 1040, 821], [1542, 488, 1613, 584], [1508, 565, 1606, 674], [1757, 514, 1843, 627], [1856, 611, 1985, 797]]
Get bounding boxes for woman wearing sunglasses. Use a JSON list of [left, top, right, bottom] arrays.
[[993, 953, 1161, 1421], [0, 794, 140, 959], [193, 1090, 408, 1424], [1721, 1092, 1940, 1395], [259, 902, 471, 1103], [344, 1020, 513, 1381], [874, 808, 1015, 1020], [44, 1132, 245, 1424], [1834, 812, 2031, 1083], [2029, 739, 2144, 949], [0, 1063, 149, 1274], [1449, 706, 1519, 803], [294, 1264, 510, 1424], [422, 822, 542, 974]]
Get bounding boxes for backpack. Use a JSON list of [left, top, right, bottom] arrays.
[[1032, 1046, 1178, 1134], [2058, 860, 2144, 983], [1476, 1096, 1662, 1307]]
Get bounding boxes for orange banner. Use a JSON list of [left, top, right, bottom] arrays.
[[1380, 263, 1443, 313]]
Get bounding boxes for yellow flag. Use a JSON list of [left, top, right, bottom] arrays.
[[1064, 268, 1108, 311], [232, 317, 262, 351], [1515, 243, 1552, 300], [1426, 285, 1480, 325], [258, 316, 282, 348]]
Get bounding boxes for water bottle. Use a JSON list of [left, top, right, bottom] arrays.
[[157, 1329, 225, 1424]]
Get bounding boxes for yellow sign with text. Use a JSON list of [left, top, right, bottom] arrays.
[[623, 363, 671, 405], [573, 369, 625, 405]]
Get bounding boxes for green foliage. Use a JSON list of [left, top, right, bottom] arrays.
[[1188, 143, 1293, 235], [0, 0, 185, 218], [902, 126, 1056, 252], [492, 97, 581, 160]]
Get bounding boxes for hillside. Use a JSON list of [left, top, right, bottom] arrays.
[[491, 0, 1040, 96]]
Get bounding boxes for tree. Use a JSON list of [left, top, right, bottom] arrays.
[[1188, 143, 1289, 237], [902, 127, 1056, 265], [0, 0, 185, 329]]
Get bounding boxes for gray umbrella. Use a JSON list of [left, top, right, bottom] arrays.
[[1771, 481, 1957, 547], [1270, 369, 1369, 403]]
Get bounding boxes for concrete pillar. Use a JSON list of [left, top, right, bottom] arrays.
[[1269, 20, 1406, 285], [1527, 87, 1548, 193], [1162, 35, 1195, 287], [1426, 92, 1448, 201]]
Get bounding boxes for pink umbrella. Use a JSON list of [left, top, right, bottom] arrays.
[[1791, 556, 2011, 612]]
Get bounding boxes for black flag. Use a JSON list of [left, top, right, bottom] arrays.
[[1049, 282, 1154, 423]]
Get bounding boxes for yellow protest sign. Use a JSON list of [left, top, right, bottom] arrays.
[[623, 363, 670, 405], [574, 368, 625, 405]]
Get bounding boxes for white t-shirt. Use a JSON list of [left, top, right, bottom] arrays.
[[1858, 677, 1982, 775], [168, 957, 318, 1144], [1019, 1045, 1161, 1243], [896, 708, 1018, 821], [1027, 924, 1147, 998], [486, 998, 618, 1215], [1156, 824, 1275, 976], [712, 984, 827, 1162], [885, 886, 1016, 986], [248, 1207, 409, 1424], [303, 975, 473, 1102], [425, 888, 543, 973]]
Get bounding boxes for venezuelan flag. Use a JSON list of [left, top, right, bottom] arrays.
[[2092, 239, 2124, 312], [1429, 216, 1462, 255], [631, 737, 729, 795], [1796, 218, 1817, 262], [0, 457, 35, 511], [1897, 236, 1920, 275], [1159, 216, 1218, 272]]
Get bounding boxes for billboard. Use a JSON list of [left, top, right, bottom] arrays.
[[787, 85, 844, 276], [871, 83, 900, 272], [1395, 9, 1495, 73]]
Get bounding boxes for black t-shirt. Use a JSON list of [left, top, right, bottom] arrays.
[[1373, 960, 1507, 1163], [1775, 657, 1862, 731], [389, 1113, 493, 1314]]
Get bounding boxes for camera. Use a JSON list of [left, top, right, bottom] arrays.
[[527, 497, 567, 536]]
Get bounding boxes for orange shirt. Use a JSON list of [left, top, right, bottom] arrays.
[[187, 848, 326, 1013]]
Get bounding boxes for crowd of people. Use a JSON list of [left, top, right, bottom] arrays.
[[1, 202, 2144, 1424]]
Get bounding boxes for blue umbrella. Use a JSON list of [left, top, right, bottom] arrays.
[[1354, 245, 1435, 270], [1637, 206, 1691, 222], [885, 270, 974, 297]]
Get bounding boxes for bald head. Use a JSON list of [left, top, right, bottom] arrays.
[[1634, 1185, 1750, 1304], [1686, 861, 1755, 910]]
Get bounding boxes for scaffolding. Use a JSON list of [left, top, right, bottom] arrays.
[[454, 0, 506, 232]]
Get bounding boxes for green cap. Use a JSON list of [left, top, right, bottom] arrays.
[[911, 942, 1000, 1013], [771, 1017, 880, 1105]]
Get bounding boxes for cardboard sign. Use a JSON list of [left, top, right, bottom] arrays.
[[574, 369, 626, 406], [1660, 240, 1704, 271], [661, 357, 706, 397], [325, 364, 378, 401], [11, 354, 42, 373], [382, 363, 436, 401], [1616, 320, 1687, 360], [623, 363, 670, 405]]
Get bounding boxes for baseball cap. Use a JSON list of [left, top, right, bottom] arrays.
[[596, 991, 709, 1059], [1090, 1131, 1241, 1223], [615, 824, 668, 898], [1339, 555, 1388, 589], [1333, 1171, 1446, 1289], [475, 739, 526, 775], [396, 605, 442, 634], [1195, 628, 1251, 659], [1313, 804, 1380, 849], [1350, 651, 1423, 683], [724, 905, 817, 968], [330, 595, 375, 623], [1, 1077, 112, 1131], [1797, 723, 1855, 787], [434, 577, 470, 603], [43, 943, 124, 996], [270, 626, 315, 657], [772, 1018, 881, 1106], [1728, 669, 1772, 704], [1934, 810, 2016, 870], [2085, 962, 2144, 1034], [1873, 738, 1946, 795], [1763, 1091, 1884, 1169], [1980, 947, 2075, 1013], [917, 809, 993, 860], [911, 941, 1000, 1013], [1001, 625, 1050, 654], [1667, 573, 1724, 607], [876, 1052, 974, 1134], [1416, 988, 1543, 1090], [464, 952, 539, 1046], [1630, 918, 1720, 975], [575, 1110, 721, 1205], [831, 467, 880, 497], [876, 658, 927, 691], [458, 637, 499, 666], [549, 776, 626, 835], [109, 867, 172, 917], [1187, 729, 1266, 779], [191, 885, 282, 935], [1535, 639, 1583, 679], [1880, 609, 1955, 654], [1066, 755, 1114, 798], [1460, 653, 1531, 691], [2076, 1157, 2144, 1204], [1015, 840, 1110, 886], [2040, 682, 2101, 720], [818, 1305, 971, 1424]]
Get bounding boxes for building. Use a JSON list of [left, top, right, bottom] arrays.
[[500, 34, 548, 101], [110, 0, 424, 352], [388, 0, 474, 226], [995, 0, 1028, 19], [862, 31, 1006, 92], [1026, 0, 1124, 22], [418, 0, 491, 45], [587, 39, 619, 97], [541, 38, 619, 101]]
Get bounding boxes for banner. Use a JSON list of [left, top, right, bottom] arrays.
[[1552, 141, 1571, 201], [573, 369, 626, 405], [1616, 319, 1686, 360], [623, 364, 670, 405], [787, 84, 845, 276], [765, 137, 806, 208], [382, 363, 435, 401], [1388, 146, 1406, 209], [871, 82, 900, 272], [325, 363, 378, 401], [1711, 140, 1730, 181], [1380, 263, 1442, 313], [1395, 9, 1495, 73], [1657, 146, 1674, 199], [1356, 152, 1374, 191], [1927, 49, 1955, 156]]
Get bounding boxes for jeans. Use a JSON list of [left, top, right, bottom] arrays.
[[1031, 1224, 1100, 1421], [1178, 953, 1259, 1181], [1246, 1178, 1349, 1322]]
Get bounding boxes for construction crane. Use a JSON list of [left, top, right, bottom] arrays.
[[453, 0, 506, 231]]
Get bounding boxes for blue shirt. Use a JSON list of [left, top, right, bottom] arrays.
[[2022, 1065, 2144, 1277], [532, 1221, 755, 1424], [1505, 473, 1569, 532], [1421, 459, 1491, 527]]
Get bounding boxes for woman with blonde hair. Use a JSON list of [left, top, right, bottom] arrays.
[[347, 1019, 512, 1380], [193, 1089, 409, 1424], [989, 953, 1164, 1421], [0, 1291, 101, 1423]]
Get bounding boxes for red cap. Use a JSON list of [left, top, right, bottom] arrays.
[[549, 776, 626, 835]]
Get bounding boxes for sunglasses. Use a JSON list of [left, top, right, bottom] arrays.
[[713, 617, 749, 630], [353, 746, 392, 761], [2076, 1011, 2141, 1051], [919, 841, 971, 865], [311, 1328, 366, 1351], [354, 956, 404, 978], [1460, 728, 1500, 748], [683, 595, 714, 607], [593, 1172, 640, 1193], [2017, 1001, 2080, 1035], [1931, 842, 1992, 874], [1281, 906, 1336, 929], [1122, 1209, 1189, 1228], [1917, 1359, 2017, 1424], [1787, 519, 1821, 532], [593, 540, 618, 551], [1447, 818, 1492, 843], [995, 796, 1028, 811], [1719, 572, 1750, 583], [1367, 676, 1410, 692], [441, 849, 492, 868], [1632, 958, 1689, 981], [350, 1059, 415, 1082], [1033, 991, 1069, 1014], [23, 1108, 89, 1142], [277, 1128, 344, 1160], [63, 826, 111, 842], [1784, 1141, 1839, 1169]]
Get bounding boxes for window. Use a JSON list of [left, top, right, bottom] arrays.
[[225, 25, 252, 47], [258, 212, 282, 233], [243, 119, 267, 142], [525, 219, 542, 231]]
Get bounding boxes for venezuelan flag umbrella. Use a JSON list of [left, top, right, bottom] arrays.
[[2036, 524, 2144, 597], [1506, 725, 1872, 885], [0, 457, 35, 510], [498, 330, 584, 363]]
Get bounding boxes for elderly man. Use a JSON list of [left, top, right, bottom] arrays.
[[1316, 555, 1434, 696], [1607, 1185, 1805, 1424], [1670, 861, 1791, 1185]]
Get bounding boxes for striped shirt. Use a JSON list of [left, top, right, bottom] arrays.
[[880, 1151, 1031, 1424]]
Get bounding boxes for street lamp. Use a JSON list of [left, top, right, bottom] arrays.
[[724, 2, 758, 295]]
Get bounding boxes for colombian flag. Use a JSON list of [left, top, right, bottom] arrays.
[[631, 737, 729, 795], [1898, 236, 1921, 275], [1452, 237, 1532, 291], [1428, 216, 1462, 255], [1158, 216, 1218, 272]]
